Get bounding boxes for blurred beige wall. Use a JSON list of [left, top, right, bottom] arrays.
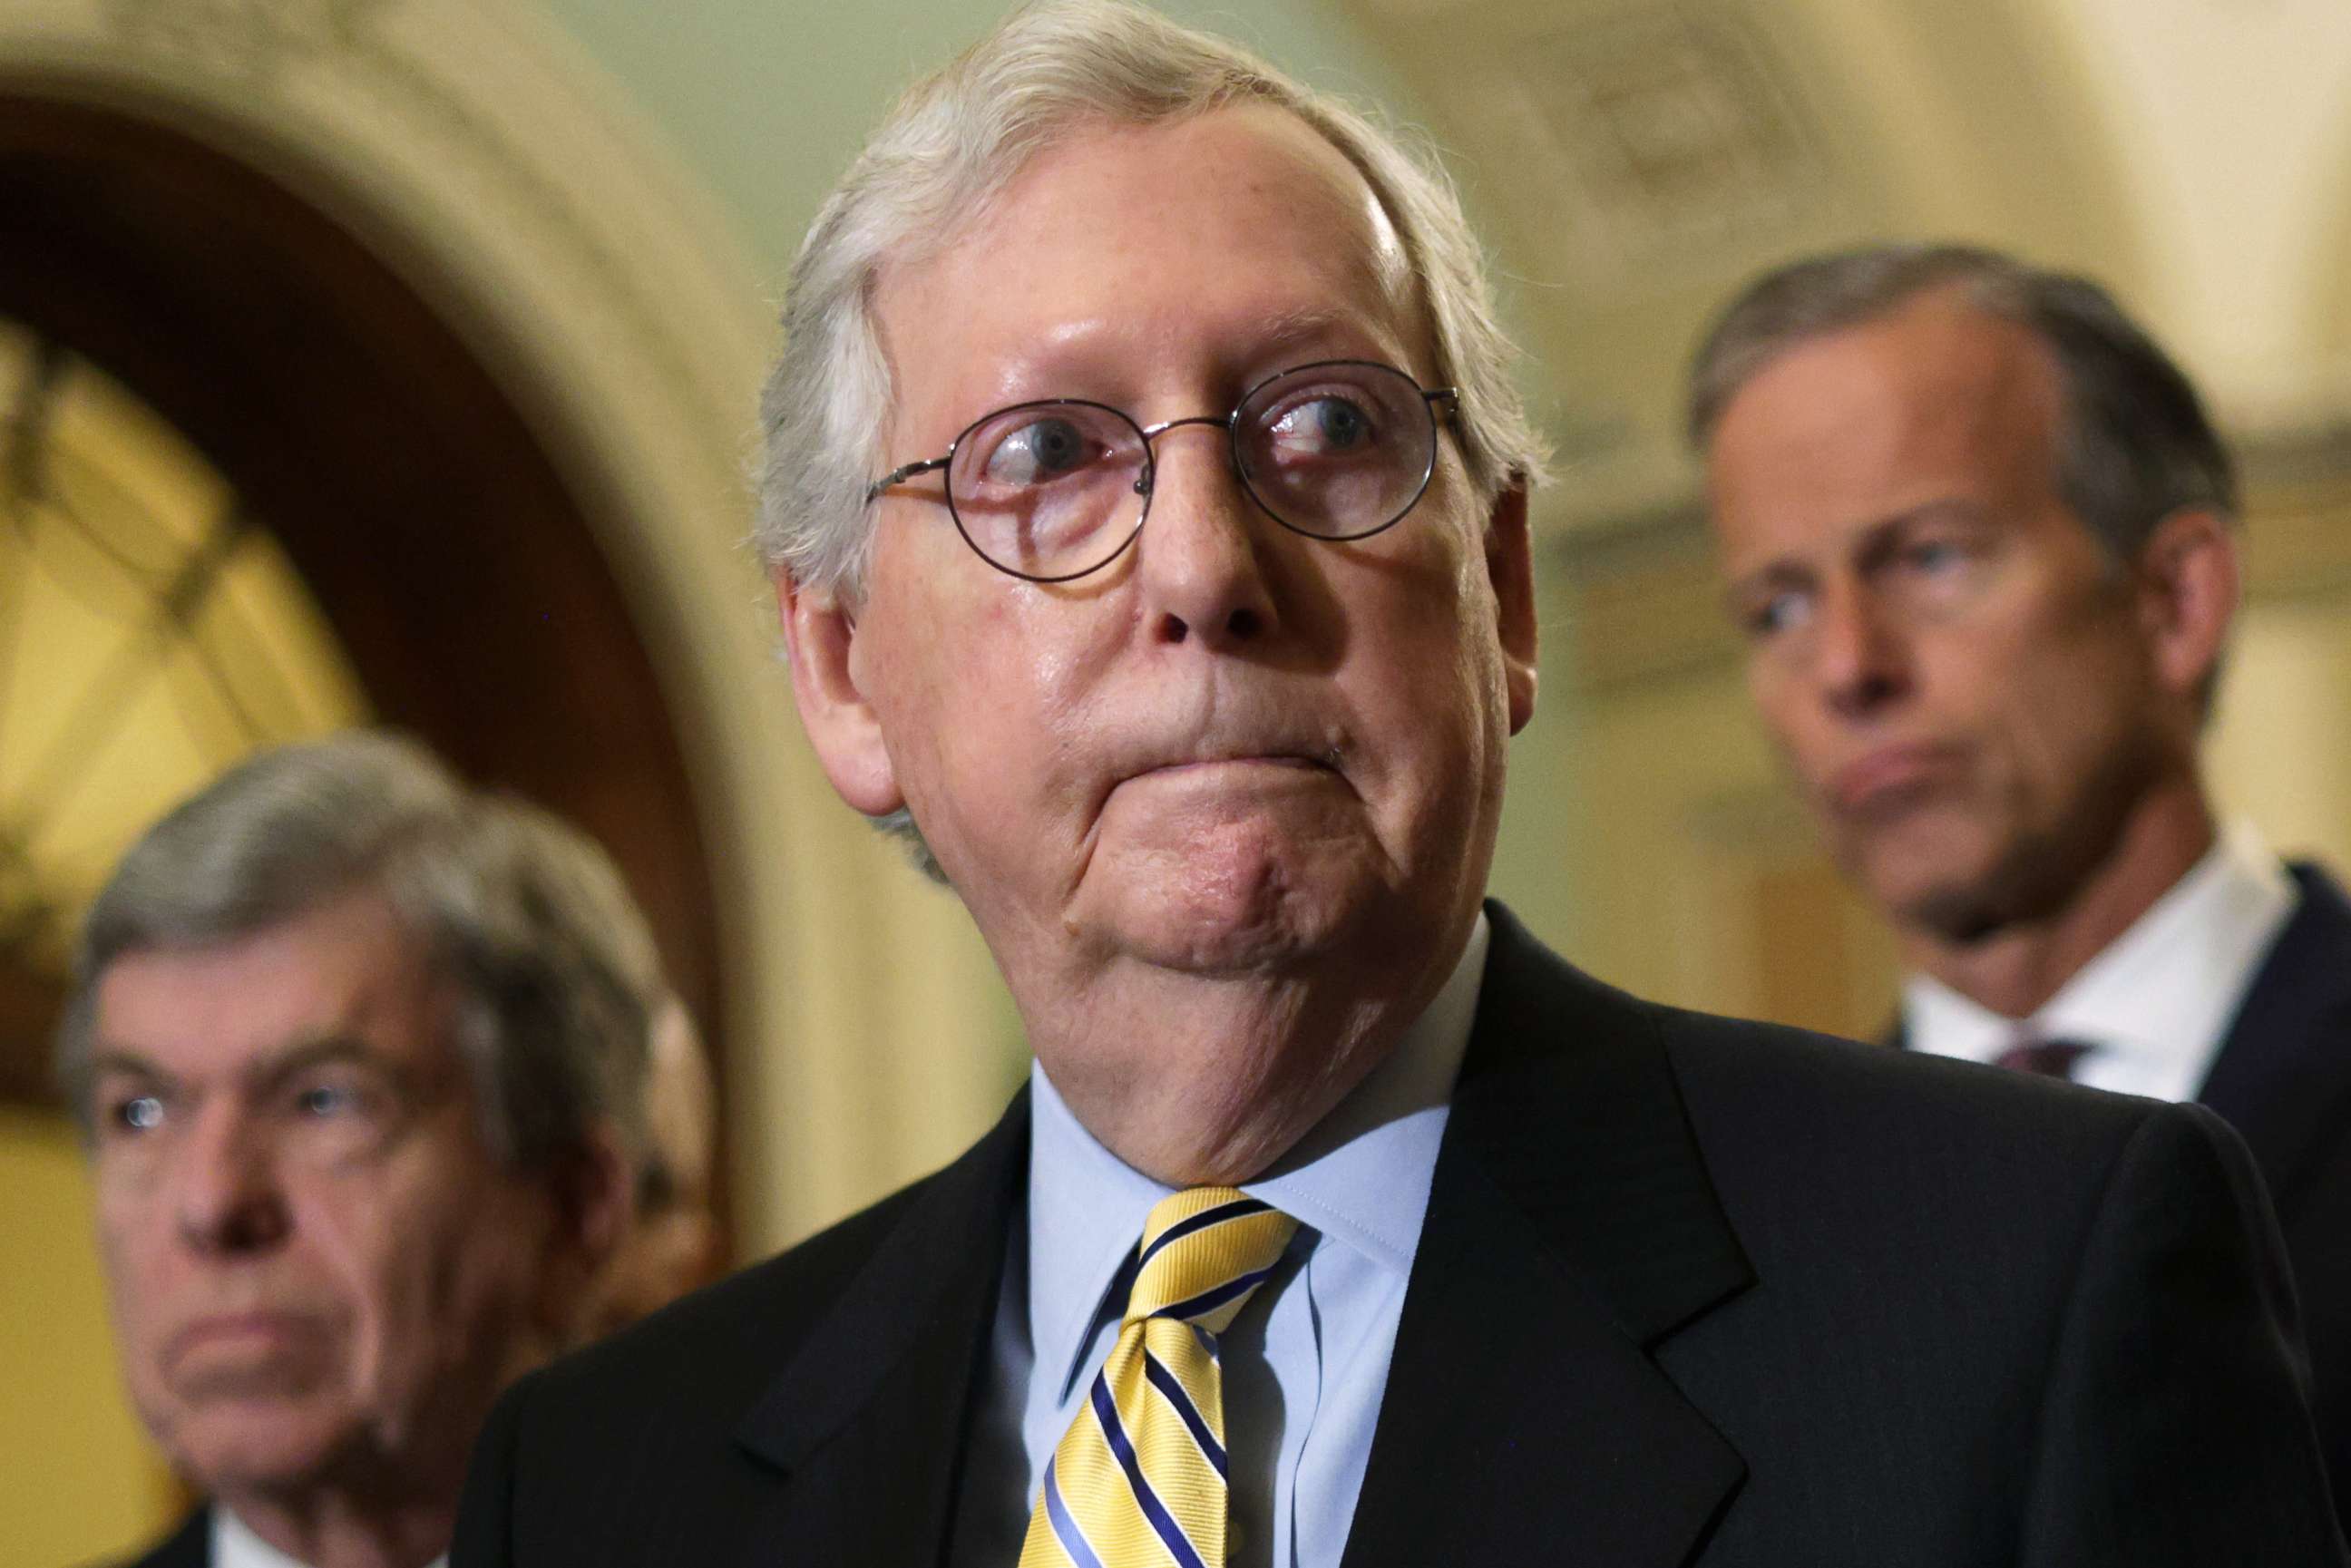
[[0, 1107, 180, 1567]]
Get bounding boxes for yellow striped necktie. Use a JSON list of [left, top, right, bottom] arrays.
[[1019, 1187, 1299, 1568]]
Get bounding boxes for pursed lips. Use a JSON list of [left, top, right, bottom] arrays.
[[1121, 742, 1343, 787], [1827, 741, 1966, 818], [1146, 751, 1332, 775], [164, 1309, 330, 1365]]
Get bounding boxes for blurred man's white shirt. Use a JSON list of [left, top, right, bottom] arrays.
[[1904, 819, 2297, 1100], [215, 1506, 449, 1568]]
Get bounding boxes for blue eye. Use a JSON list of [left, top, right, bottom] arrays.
[[110, 1094, 166, 1133], [296, 1083, 356, 1118], [1268, 395, 1377, 457], [981, 417, 1094, 486], [1747, 589, 1810, 639]]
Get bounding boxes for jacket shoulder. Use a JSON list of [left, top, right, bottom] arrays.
[[1479, 902, 2198, 1244], [1482, 898, 2172, 1173], [90, 1510, 209, 1568], [1655, 995, 2180, 1178]]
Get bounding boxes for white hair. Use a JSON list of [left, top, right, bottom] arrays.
[[56, 731, 658, 1170], [756, 0, 1548, 601]]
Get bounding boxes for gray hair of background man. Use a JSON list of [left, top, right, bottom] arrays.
[[55, 731, 654, 1171], [757, 0, 1551, 602], [1685, 242, 2239, 565]]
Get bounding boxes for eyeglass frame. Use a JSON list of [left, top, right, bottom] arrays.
[[862, 357, 1462, 584]]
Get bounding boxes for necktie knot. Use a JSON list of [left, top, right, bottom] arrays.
[[1994, 1035, 2094, 1079], [1127, 1187, 1299, 1333], [1019, 1187, 1297, 1568]]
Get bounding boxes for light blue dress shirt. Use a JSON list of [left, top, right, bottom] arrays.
[[951, 914, 1488, 1568]]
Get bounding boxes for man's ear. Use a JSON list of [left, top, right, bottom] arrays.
[[2132, 509, 2238, 706], [776, 570, 905, 817], [532, 1126, 632, 1349], [1485, 483, 1539, 735]]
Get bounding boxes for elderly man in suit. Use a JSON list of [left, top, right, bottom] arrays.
[[454, 6, 2339, 1564], [1691, 242, 2351, 1514], [68, 733, 668, 1568]]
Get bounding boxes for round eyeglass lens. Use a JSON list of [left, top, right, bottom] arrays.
[[946, 400, 1149, 580], [1234, 362, 1438, 540]]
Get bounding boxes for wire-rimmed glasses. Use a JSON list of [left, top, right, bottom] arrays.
[[863, 358, 1460, 583]]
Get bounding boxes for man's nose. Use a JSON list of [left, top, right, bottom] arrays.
[[1134, 422, 1280, 650], [1812, 579, 1911, 716], [173, 1105, 291, 1254]]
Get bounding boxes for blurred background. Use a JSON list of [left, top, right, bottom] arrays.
[[3, 0, 2348, 1560]]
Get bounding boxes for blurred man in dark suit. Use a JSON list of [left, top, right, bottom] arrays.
[[1693, 241, 2351, 1510], [456, 11, 2339, 1565], [63, 733, 666, 1568]]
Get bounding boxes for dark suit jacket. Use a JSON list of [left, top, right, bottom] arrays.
[[2197, 862, 2351, 1512], [454, 904, 2342, 1565], [1889, 860, 2351, 1513], [101, 1511, 206, 1568]]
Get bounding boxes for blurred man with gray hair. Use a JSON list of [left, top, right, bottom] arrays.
[[458, 9, 2338, 1565], [66, 732, 665, 1568], [1693, 242, 2351, 1514]]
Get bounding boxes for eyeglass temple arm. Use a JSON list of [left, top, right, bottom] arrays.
[[864, 455, 950, 504]]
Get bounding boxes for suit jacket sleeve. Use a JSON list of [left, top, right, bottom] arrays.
[[2022, 1100, 2345, 1563]]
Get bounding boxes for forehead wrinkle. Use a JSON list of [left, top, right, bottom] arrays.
[[1230, 113, 1427, 369], [239, 1034, 410, 1089], [879, 107, 1429, 424], [1717, 299, 2066, 562], [90, 1031, 407, 1095]]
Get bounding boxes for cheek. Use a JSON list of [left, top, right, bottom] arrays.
[[1363, 559, 1509, 808], [1746, 664, 1815, 759], [94, 1188, 178, 1346], [1962, 611, 2142, 774], [307, 1166, 522, 1372], [871, 591, 1103, 841], [2007, 657, 2143, 795], [1916, 610, 2039, 735]]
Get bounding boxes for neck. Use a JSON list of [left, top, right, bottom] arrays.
[[1903, 779, 2216, 1018], [222, 1479, 454, 1568], [1025, 910, 1475, 1186]]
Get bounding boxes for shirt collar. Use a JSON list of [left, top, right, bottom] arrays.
[[1025, 911, 1488, 1398], [215, 1510, 312, 1568], [1904, 820, 2297, 1081], [213, 1508, 449, 1568]]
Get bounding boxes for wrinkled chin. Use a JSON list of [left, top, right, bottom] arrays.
[[1083, 823, 1379, 977], [1846, 748, 2159, 947], [155, 1389, 367, 1495], [1842, 819, 2004, 943]]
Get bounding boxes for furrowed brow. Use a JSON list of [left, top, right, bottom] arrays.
[[1855, 501, 1992, 569], [87, 1049, 175, 1089], [1725, 557, 1813, 609], [1250, 306, 1379, 363], [242, 1037, 406, 1099]]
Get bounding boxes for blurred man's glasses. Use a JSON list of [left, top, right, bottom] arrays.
[[863, 359, 1460, 584]]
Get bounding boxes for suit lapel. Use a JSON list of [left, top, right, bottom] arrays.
[[2198, 862, 2351, 1211], [1341, 905, 1753, 1567], [728, 1090, 1029, 1567], [139, 1507, 210, 1568]]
